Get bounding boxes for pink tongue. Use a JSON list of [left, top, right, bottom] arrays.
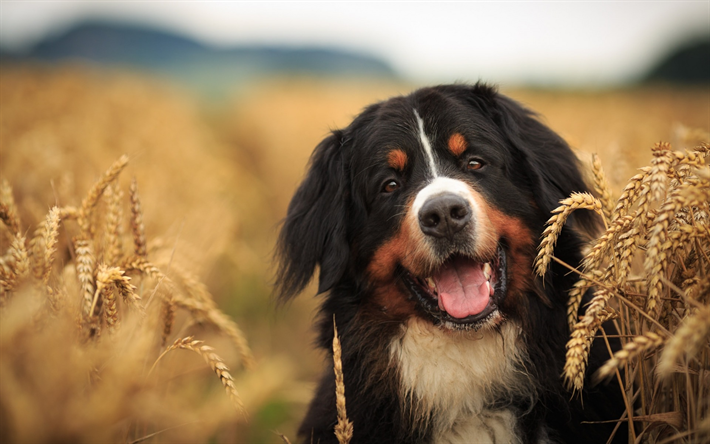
[[434, 257, 491, 319]]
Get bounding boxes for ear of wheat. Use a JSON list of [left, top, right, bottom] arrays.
[[537, 141, 710, 443], [534, 192, 605, 278], [0, 155, 252, 443], [333, 317, 353, 444], [152, 336, 246, 415]]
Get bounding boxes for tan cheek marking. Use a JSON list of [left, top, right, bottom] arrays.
[[448, 133, 467, 157], [466, 190, 498, 259], [367, 198, 434, 282], [485, 204, 536, 299], [387, 149, 408, 171], [368, 230, 408, 282], [367, 252, 417, 319], [366, 200, 429, 318], [369, 282, 418, 318], [367, 215, 432, 282]]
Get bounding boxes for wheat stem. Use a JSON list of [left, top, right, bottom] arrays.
[[333, 318, 353, 444], [152, 336, 245, 414], [129, 177, 147, 257], [658, 306, 710, 378], [592, 153, 615, 222], [563, 289, 614, 391], [0, 180, 20, 235], [594, 331, 665, 383], [78, 155, 129, 236], [40, 207, 61, 286]]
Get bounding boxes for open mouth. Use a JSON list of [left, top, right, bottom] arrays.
[[401, 244, 507, 330]]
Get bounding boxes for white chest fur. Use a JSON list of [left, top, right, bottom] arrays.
[[389, 319, 534, 444]]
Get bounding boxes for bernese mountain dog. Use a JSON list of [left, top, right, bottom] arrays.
[[276, 84, 627, 444]]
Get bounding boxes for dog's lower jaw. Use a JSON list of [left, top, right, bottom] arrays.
[[390, 318, 540, 444]]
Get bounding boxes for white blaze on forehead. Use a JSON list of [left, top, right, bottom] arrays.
[[413, 109, 438, 178], [412, 177, 478, 217]]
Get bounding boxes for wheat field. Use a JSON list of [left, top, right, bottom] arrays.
[[1, 65, 708, 443]]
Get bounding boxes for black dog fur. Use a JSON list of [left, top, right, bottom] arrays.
[[276, 84, 627, 444]]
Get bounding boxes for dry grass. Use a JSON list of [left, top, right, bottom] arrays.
[[536, 138, 710, 443], [0, 155, 253, 443]]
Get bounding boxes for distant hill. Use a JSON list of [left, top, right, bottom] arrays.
[[2, 21, 398, 95], [31, 22, 208, 64], [644, 37, 710, 84]]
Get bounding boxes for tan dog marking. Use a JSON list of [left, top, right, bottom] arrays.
[[387, 149, 408, 171], [447, 133, 467, 157]]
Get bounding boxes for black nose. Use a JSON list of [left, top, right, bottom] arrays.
[[418, 193, 472, 239]]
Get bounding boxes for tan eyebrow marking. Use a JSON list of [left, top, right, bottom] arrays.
[[448, 133, 468, 157], [387, 149, 408, 171]]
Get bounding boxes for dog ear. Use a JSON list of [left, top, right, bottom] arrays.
[[477, 85, 599, 236], [275, 131, 350, 301]]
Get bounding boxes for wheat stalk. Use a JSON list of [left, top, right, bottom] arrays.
[[563, 289, 614, 391], [594, 331, 665, 383], [123, 256, 164, 281], [583, 213, 630, 267], [645, 181, 710, 313], [170, 266, 216, 305], [39, 207, 61, 286], [670, 149, 707, 187], [610, 168, 649, 222], [74, 237, 96, 319], [591, 153, 615, 222], [29, 222, 47, 280], [122, 256, 255, 369], [648, 143, 672, 204], [535, 192, 604, 278], [0, 75, 257, 442], [78, 155, 129, 236], [0, 203, 19, 237], [333, 318, 353, 444], [98, 272, 119, 332], [0, 179, 20, 235], [153, 336, 245, 414], [657, 305, 710, 378], [104, 184, 124, 266], [92, 264, 140, 330], [172, 294, 255, 370], [566, 270, 606, 331], [683, 275, 709, 305], [161, 298, 176, 347], [129, 177, 147, 257], [0, 234, 29, 305], [556, 143, 709, 439], [59, 206, 79, 220]]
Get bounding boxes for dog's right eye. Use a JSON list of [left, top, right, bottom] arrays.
[[382, 180, 401, 193]]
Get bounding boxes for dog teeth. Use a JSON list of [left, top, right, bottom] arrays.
[[482, 263, 492, 281], [426, 277, 436, 290], [485, 280, 493, 296]]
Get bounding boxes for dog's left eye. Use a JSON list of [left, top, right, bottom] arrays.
[[382, 180, 401, 193], [467, 159, 485, 171]]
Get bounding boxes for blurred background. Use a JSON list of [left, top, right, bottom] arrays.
[[1, 1, 708, 443]]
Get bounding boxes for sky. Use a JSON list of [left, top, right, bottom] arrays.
[[0, 1, 708, 85]]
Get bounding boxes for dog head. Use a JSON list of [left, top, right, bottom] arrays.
[[275, 83, 595, 331]]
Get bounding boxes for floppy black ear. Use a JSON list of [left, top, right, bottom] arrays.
[[275, 131, 350, 300], [480, 85, 599, 235]]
